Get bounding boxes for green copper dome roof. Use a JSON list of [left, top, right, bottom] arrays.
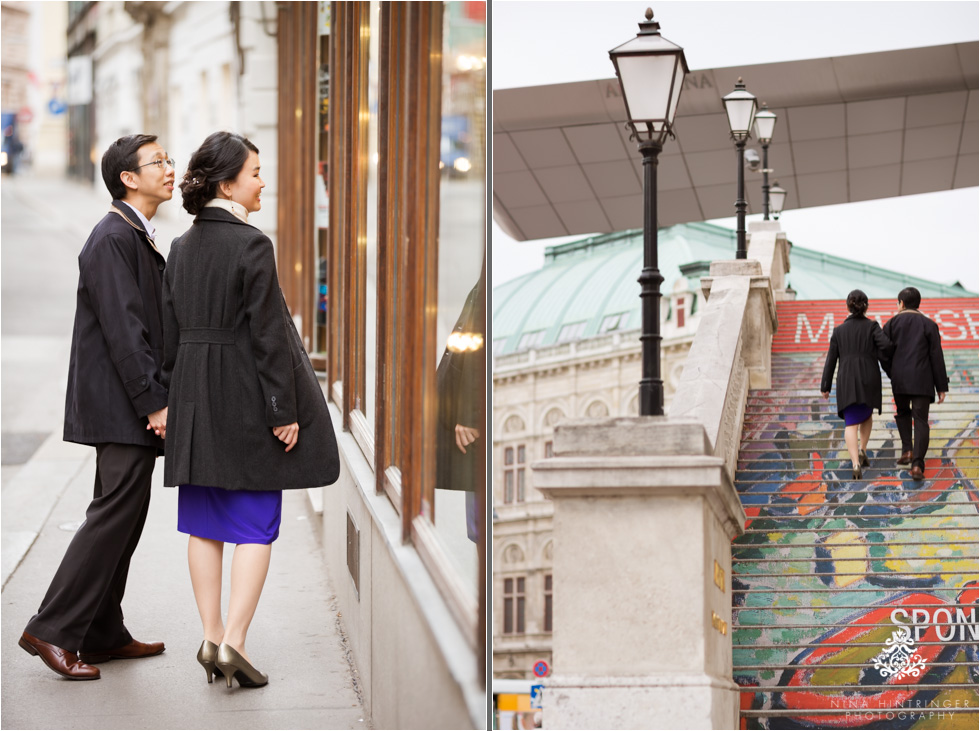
[[492, 222, 975, 357]]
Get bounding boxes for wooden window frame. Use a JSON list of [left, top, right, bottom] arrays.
[[277, 2, 318, 354], [377, 0, 405, 508], [323, 0, 486, 674]]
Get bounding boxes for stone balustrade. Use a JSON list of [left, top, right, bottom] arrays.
[[532, 222, 785, 729]]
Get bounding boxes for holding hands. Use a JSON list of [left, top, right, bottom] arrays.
[[147, 407, 168, 439]]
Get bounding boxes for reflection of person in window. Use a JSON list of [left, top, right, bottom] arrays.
[[435, 276, 484, 542]]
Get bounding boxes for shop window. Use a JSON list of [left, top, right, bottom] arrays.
[[544, 574, 553, 633], [503, 576, 526, 635], [306, 0, 486, 677]]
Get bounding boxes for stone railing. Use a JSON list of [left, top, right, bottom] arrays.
[[532, 222, 787, 729]]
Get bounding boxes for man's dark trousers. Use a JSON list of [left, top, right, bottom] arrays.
[[894, 394, 932, 471], [24, 443, 157, 653]]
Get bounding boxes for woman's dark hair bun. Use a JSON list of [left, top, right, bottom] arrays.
[[180, 131, 259, 215], [846, 289, 869, 316]]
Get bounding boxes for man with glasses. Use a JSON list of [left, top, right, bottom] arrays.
[[20, 135, 175, 680]]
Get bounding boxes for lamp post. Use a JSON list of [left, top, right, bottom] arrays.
[[609, 8, 688, 417], [752, 103, 777, 220], [722, 77, 757, 259], [769, 180, 787, 219]]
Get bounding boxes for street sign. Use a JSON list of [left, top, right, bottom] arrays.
[[16, 107, 33, 124], [530, 684, 543, 709], [532, 659, 549, 677]]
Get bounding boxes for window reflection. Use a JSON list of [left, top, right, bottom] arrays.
[[363, 0, 380, 431], [431, 0, 485, 595], [314, 3, 331, 360]]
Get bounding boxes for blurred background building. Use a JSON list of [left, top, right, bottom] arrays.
[[3, 0, 68, 173], [2, 2, 486, 727]]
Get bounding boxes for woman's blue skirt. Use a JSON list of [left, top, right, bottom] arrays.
[[177, 484, 282, 545], [842, 402, 873, 427]]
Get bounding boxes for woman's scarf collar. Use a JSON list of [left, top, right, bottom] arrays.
[[204, 197, 249, 223]]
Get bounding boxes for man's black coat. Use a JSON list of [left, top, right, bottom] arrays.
[[161, 208, 339, 491], [820, 313, 893, 419], [882, 309, 949, 399], [63, 200, 168, 450]]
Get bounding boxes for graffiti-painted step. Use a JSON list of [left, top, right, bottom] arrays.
[[733, 298, 979, 729]]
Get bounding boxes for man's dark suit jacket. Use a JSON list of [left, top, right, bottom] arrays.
[[882, 309, 949, 399], [63, 199, 168, 449]]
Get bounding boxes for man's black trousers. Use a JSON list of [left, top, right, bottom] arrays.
[[893, 393, 932, 471], [24, 443, 157, 652]]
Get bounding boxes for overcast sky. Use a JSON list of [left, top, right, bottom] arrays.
[[491, 0, 980, 292]]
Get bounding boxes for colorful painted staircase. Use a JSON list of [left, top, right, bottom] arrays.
[[732, 300, 979, 730]]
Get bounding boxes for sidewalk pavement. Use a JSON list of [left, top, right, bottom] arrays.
[[1, 173, 369, 729]]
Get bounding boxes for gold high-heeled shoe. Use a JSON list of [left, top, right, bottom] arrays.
[[215, 643, 268, 688], [196, 640, 224, 684]]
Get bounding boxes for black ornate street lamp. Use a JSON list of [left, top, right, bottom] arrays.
[[722, 77, 758, 259], [752, 103, 777, 220], [769, 180, 787, 220], [609, 8, 688, 417]]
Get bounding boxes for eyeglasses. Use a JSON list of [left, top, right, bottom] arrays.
[[133, 158, 176, 172]]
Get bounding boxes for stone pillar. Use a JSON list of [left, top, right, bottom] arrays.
[[746, 221, 791, 299], [699, 261, 777, 392], [534, 418, 746, 730]]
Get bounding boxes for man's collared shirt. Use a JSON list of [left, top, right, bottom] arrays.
[[119, 200, 156, 242]]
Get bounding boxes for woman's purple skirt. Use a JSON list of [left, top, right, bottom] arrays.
[[177, 484, 282, 545], [842, 403, 873, 427]]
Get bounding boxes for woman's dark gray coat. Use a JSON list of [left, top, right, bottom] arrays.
[[162, 207, 339, 491], [820, 313, 894, 419]]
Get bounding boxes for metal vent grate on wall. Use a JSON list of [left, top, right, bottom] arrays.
[[347, 510, 359, 599]]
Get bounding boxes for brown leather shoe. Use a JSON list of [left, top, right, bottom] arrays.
[[79, 639, 165, 664], [910, 465, 924, 481], [19, 631, 100, 680], [897, 451, 913, 466]]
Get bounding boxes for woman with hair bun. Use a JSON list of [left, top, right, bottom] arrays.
[[162, 131, 339, 688], [820, 289, 894, 479]]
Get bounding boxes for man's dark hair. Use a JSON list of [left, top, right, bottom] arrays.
[[101, 134, 158, 200], [846, 289, 869, 316], [180, 131, 260, 215], [897, 287, 921, 310]]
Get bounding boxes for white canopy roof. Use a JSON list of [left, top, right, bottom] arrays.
[[493, 42, 978, 241]]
